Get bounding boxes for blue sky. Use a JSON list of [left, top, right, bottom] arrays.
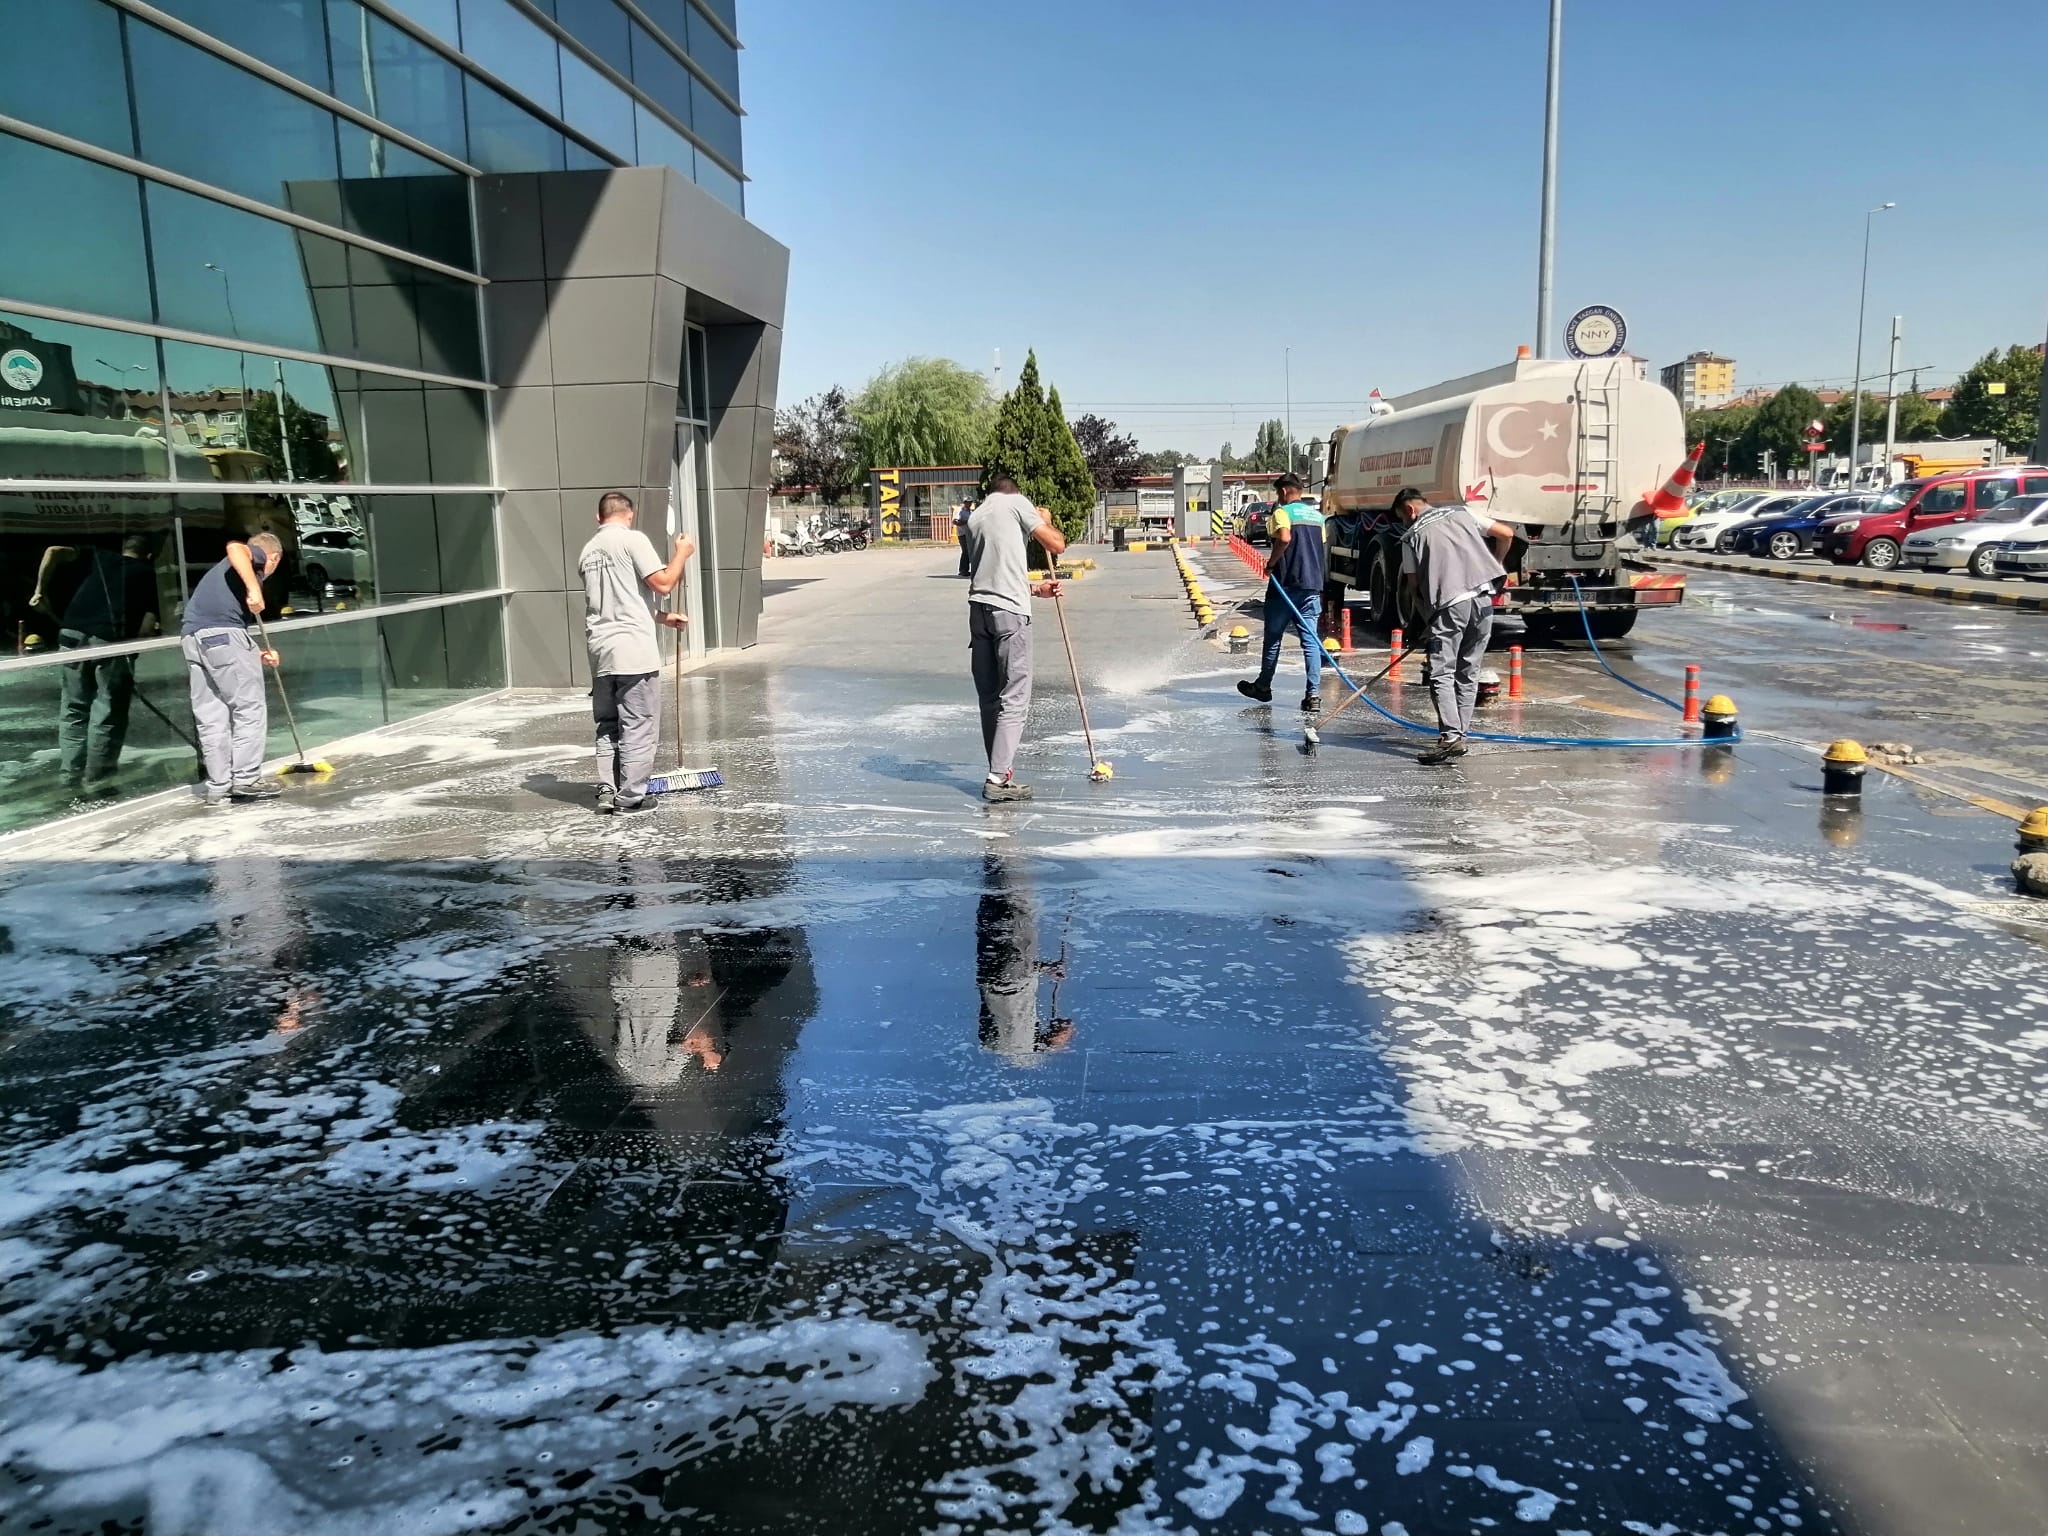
[[742, 0, 2048, 456]]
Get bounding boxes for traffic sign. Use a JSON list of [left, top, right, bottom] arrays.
[[1563, 305, 1627, 360], [1803, 443, 1827, 452]]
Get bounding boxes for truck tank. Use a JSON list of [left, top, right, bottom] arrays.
[[1320, 354, 1688, 639]]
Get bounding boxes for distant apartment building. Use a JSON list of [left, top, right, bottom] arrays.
[[1660, 353, 1737, 410]]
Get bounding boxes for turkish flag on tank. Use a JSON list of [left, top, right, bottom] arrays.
[[1475, 400, 1575, 480]]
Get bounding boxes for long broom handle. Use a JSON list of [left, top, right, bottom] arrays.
[[252, 615, 310, 760], [1052, 590, 1099, 766], [1314, 650, 1406, 732]]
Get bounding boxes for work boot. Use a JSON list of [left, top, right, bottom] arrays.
[[1417, 736, 1468, 766], [1236, 679, 1273, 704], [1301, 691, 1322, 713], [983, 776, 1033, 803], [614, 794, 656, 814], [595, 785, 616, 814], [229, 778, 284, 800]]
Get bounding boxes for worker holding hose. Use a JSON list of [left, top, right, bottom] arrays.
[[1236, 473, 1328, 713], [1395, 488, 1512, 765]]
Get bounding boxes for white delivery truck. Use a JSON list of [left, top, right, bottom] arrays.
[[1320, 351, 1687, 639]]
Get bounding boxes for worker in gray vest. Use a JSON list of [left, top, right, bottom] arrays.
[[578, 491, 692, 813], [964, 477, 1066, 802], [180, 533, 284, 803], [1394, 488, 1512, 765]]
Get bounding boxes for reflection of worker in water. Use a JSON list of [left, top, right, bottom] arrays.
[[30, 535, 160, 797], [976, 854, 1075, 1063], [603, 930, 727, 1088], [207, 854, 319, 1036]]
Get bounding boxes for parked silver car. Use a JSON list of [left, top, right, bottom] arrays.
[[1901, 494, 2048, 579]]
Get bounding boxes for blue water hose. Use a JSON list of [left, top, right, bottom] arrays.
[[1256, 572, 1737, 749]]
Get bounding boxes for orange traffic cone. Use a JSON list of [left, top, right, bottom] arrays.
[[1646, 442, 1705, 517]]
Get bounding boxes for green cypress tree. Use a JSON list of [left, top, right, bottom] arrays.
[[981, 351, 1055, 508], [1042, 385, 1095, 546]]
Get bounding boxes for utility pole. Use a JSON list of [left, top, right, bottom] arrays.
[[1881, 316, 1902, 485], [1847, 202, 1895, 492], [1284, 346, 1292, 460], [2035, 309, 2048, 467], [1535, 0, 1562, 357]]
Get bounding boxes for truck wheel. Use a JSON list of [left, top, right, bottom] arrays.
[[1860, 538, 1900, 570], [1365, 553, 1396, 635]]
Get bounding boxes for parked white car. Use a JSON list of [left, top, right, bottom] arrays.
[[1901, 494, 2048, 578], [1672, 492, 1811, 552], [299, 528, 372, 591]]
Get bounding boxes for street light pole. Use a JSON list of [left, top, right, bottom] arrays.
[[1535, 0, 1562, 357], [204, 261, 248, 448], [1284, 346, 1292, 466], [1846, 203, 1894, 490]]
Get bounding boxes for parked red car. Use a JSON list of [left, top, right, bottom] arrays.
[[1813, 468, 2048, 569]]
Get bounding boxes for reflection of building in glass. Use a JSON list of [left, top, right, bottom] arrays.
[[0, 0, 785, 833]]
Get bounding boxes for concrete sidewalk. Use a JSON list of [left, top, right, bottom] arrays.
[[5, 543, 2048, 1535]]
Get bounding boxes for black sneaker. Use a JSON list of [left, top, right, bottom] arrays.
[[1236, 680, 1273, 704], [983, 779, 1033, 803], [229, 778, 284, 800], [1417, 738, 1468, 766], [1301, 692, 1322, 713], [614, 795, 656, 813], [595, 785, 616, 814]]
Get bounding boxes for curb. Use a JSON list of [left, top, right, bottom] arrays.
[[1650, 551, 2048, 612]]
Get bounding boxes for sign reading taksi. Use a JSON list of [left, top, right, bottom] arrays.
[[1563, 305, 1627, 361]]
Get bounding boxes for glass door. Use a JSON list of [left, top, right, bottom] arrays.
[[669, 422, 708, 662]]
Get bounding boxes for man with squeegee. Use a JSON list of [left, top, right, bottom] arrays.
[[577, 491, 693, 814]]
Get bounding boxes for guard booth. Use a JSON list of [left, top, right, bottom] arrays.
[[867, 465, 982, 542]]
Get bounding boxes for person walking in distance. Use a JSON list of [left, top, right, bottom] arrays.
[[180, 532, 284, 803], [1394, 487, 1513, 765], [578, 492, 691, 813], [1237, 473, 1328, 713], [966, 476, 1065, 802]]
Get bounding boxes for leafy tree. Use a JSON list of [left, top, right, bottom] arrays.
[[1042, 386, 1096, 544], [1246, 418, 1292, 472], [1216, 441, 1234, 467], [244, 388, 339, 482], [1138, 449, 1197, 475], [772, 386, 858, 502], [1940, 346, 2041, 450], [980, 350, 1056, 511], [1685, 405, 1755, 479], [1889, 390, 1941, 441], [1070, 413, 1143, 491], [847, 357, 993, 482], [1739, 384, 1823, 479], [1823, 393, 1886, 455]]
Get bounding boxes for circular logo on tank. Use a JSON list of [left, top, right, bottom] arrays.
[[1563, 306, 1626, 360], [1, 348, 44, 391]]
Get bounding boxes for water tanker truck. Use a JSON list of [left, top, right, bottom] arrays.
[[1319, 351, 1687, 640]]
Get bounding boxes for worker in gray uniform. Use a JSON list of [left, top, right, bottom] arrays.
[[180, 532, 284, 803], [578, 491, 692, 813], [1394, 488, 1513, 765], [963, 476, 1066, 802]]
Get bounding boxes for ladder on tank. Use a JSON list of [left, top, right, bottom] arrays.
[[1572, 361, 1623, 560]]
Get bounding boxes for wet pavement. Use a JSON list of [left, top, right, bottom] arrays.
[[4, 548, 2048, 1535]]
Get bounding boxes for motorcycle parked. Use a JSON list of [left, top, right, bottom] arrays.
[[846, 519, 871, 550]]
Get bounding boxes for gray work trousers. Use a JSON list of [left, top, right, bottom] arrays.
[[1424, 596, 1494, 741], [969, 602, 1032, 780], [183, 626, 268, 793], [593, 670, 659, 805], [59, 629, 136, 788]]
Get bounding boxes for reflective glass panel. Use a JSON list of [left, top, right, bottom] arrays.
[[344, 247, 484, 380], [362, 494, 497, 598], [145, 183, 353, 359], [556, 0, 631, 75], [691, 80, 742, 170], [0, 641, 205, 828], [333, 126, 477, 270], [464, 75, 566, 173], [381, 597, 505, 717], [145, 0, 331, 91], [129, 20, 341, 215], [628, 21, 692, 127], [560, 48, 636, 163], [327, 1, 470, 162], [565, 139, 610, 172], [0, 0, 134, 153], [633, 0, 690, 50], [0, 136, 152, 325], [380, 0, 460, 48], [695, 0, 736, 32], [633, 103, 693, 182], [458, 0, 562, 116], [695, 153, 743, 214], [159, 340, 351, 484], [686, 6, 740, 98]]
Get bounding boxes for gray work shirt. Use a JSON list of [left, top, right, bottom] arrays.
[[578, 523, 665, 676], [966, 492, 1043, 616]]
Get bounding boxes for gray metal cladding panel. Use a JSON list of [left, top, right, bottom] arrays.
[[545, 276, 659, 387], [554, 382, 654, 491]]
